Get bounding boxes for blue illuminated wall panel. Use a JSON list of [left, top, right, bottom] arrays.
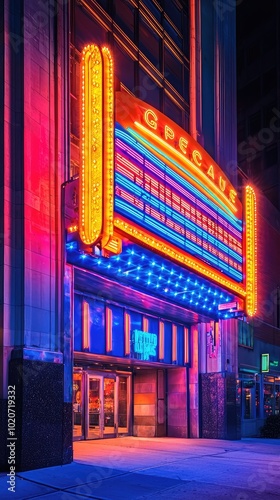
[[73, 293, 188, 366]]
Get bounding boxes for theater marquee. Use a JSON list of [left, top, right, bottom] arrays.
[[71, 44, 257, 317]]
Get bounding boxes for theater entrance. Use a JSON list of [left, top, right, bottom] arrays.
[[73, 369, 131, 440]]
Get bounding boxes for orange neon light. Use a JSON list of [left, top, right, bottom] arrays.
[[159, 321, 164, 360], [245, 186, 257, 316], [80, 45, 103, 245], [124, 312, 131, 355], [101, 47, 114, 249], [172, 324, 177, 363], [106, 307, 113, 352], [143, 317, 148, 332], [134, 121, 238, 217], [115, 91, 242, 219], [82, 301, 90, 350], [184, 327, 189, 364], [80, 45, 115, 248], [114, 216, 246, 298]]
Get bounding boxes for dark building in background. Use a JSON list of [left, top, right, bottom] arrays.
[[237, 0, 280, 210], [236, 1, 280, 436]]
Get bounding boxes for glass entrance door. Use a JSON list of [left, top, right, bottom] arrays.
[[87, 375, 102, 439], [80, 371, 131, 440], [103, 377, 116, 436]]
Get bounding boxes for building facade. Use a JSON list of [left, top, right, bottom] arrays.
[[236, 0, 280, 436], [0, 0, 258, 473]]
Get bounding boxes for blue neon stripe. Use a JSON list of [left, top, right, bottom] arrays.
[[128, 127, 241, 225], [115, 198, 243, 281], [115, 125, 243, 233], [116, 172, 242, 264]]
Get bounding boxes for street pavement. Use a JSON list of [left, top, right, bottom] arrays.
[[1, 437, 280, 499]]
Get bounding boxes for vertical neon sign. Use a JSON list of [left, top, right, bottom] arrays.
[[245, 186, 257, 316], [80, 45, 114, 247]]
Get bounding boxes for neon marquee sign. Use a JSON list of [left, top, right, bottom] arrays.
[[76, 44, 257, 317]]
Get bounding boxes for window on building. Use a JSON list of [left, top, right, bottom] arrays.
[[264, 383, 274, 417], [246, 42, 260, 66], [163, 0, 183, 32], [113, 0, 135, 41], [96, 0, 109, 12], [164, 91, 183, 127], [70, 51, 80, 141], [142, 0, 162, 22], [139, 15, 161, 69], [113, 40, 135, 91], [276, 384, 280, 415], [164, 44, 183, 94], [163, 18, 183, 50], [244, 388, 252, 419], [255, 382, 260, 418], [263, 68, 277, 95], [238, 320, 253, 348], [248, 111, 261, 136], [239, 78, 261, 108], [75, 6, 107, 49], [265, 145, 278, 168], [137, 68, 161, 110]]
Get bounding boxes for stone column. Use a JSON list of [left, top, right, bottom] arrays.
[[0, 0, 71, 471]]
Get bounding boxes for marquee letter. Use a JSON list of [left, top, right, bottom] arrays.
[[165, 125, 174, 141], [229, 189, 237, 204], [179, 137, 188, 154], [144, 109, 158, 130], [207, 165, 215, 179], [219, 176, 226, 192], [192, 150, 202, 166]]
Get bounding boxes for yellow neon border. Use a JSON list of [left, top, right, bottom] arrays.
[[114, 216, 246, 298], [101, 47, 114, 248], [80, 45, 103, 245], [245, 186, 257, 316], [134, 121, 238, 217]]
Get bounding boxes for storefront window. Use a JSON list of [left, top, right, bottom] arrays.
[[244, 388, 252, 419], [255, 382, 260, 418], [275, 385, 280, 415], [264, 383, 274, 417], [241, 378, 255, 419]]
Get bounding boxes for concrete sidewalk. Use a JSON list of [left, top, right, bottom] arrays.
[[1, 437, 280, 499]]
